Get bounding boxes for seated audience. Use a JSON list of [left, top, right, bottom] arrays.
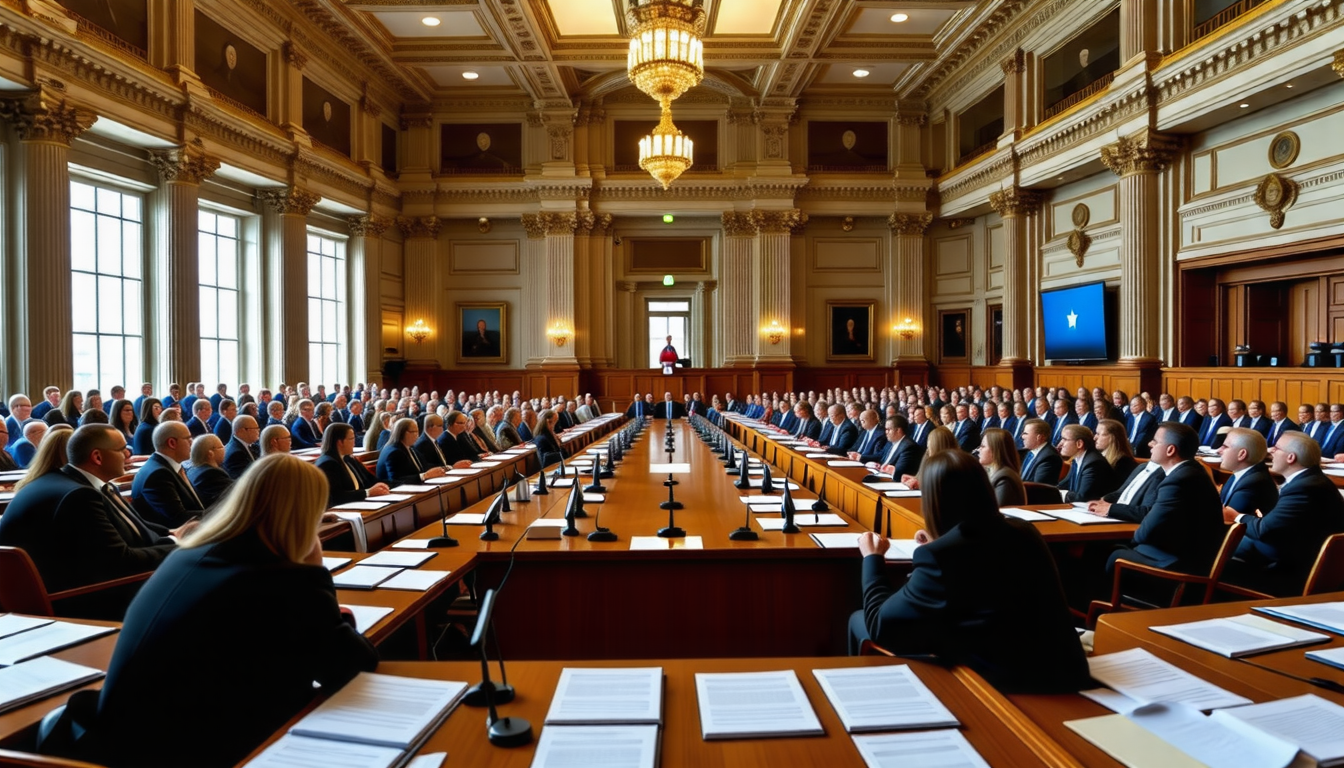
[[187, 435, 235, 508], [11, 420, 48, 468], [223, 415, 261, 479], [376, 418, 447, 486], [132, 422, 208, 528], [978, 427, 1026, 507], [1215, 428, 1278, 520], [315, 423, 389, 507], [1058, 424, 1118, 503], [1018, 418, 1062, 485]]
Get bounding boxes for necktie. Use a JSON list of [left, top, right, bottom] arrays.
[[914, 422, 925, 443], [1022, 450, 1036, 478], [407, 447, 423, 472], [882, 442, 897, 467], [178, 467, 203, 507], [102, 484, 144, 543], [1326, 423, 1339, 449], [1118, 466, 1155, 505], [1129, 415, 1140, 445], [1067, 457, 1079, 488], [1270, 421, 1281, 444], [433, 441, 447, 466], [1221, 473, 1238, 505], [855, 430, 871, 456]]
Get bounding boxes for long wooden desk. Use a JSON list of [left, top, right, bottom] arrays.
[[0, 618, 120, 751]]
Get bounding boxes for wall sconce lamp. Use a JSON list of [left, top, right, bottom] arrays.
[[764, 320, 785, 346], [407, 318, 430, 344], [894, 318, 919, 341], [478, 217, 492, 234], [547, 325, 571, 347]]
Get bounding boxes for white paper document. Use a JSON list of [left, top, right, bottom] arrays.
[[242, 733, 403, 768], [374, 493, 415, 502], [885, 490, 922, 498], [628, 536, 703, 550], [1000, 507, 1055, 522], [851, 730, 991, 768], [390, 538, 434, 549], [647, 463, 692, 474], [321, 557, 352, 572], [1150, 614, 1329, 657], [1041, 507, 1121, 525], [393, 485, 436, 493], [327, 511, 369, 552], [1129, 702, 1298, 768], [827, 460, 865, 467], [866, 482, 910, 491], [551, 478, 576, 487], [446, 513, 488, 525], [813, 665, 958, 733], [290, 672, 468, 749], [0, 656, 104, 714], [745, 479, 801, 490], [446, 468, 483, 476], [807, 534, 918, 560], [330, 501, 390, 511], [529, 724, 659, 768], [359, 551, 437, 569], [1086, 648, 1252, 711], [378, 569, 450, 592], [339, 605, 393, 635], [1254, 602, 1344, 635], [694, 670, 824, 740], [0, 614, 54, 641], [1307, 646, 1344, 671], [330, 565, 401, 590], [1215, 694, 1344, 767], [755, 514, 848, 530], [0, 621, 119, 666], [544, 667, 664, 725]]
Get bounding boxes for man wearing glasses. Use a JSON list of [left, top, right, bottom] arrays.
[[131, 422, 207, 528]]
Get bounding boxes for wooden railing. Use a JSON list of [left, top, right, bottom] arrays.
[[1044, 72, 1115, 120], [610, 164, 719, 173], [805, 165, 889, 173], [205, 87, 270, 126], [68, 11, 147, 62], [1192, 0, 1270, 41], [439, 165, 524, 175], [957, 141, 997, 167]]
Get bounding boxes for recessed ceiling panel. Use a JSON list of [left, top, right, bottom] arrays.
[[844, 7, 961, 36], [814, 62, 910, 86], [372, 11, 486, 38], [713, 0, 783, 34], [546, 0, 620, 35], [420, 66, 516, 88]]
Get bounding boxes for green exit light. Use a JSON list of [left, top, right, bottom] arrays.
[[663, 275, 675, 286], [662, 214, 674, 224]]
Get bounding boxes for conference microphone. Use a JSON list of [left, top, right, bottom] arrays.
[[657, 472, 685, 538], [600, 439, 615, 478], [587, 485, 617, 542], [734, 451, 752, 490], [549, 451, 568, 481], [479, 488, 506, 542], [724, 443, 740, 475], [426, 475, 460, 548], [811, 481, 830, 513], [561, 485, 582, 537], [532, 459, 550, 496], [465, 589, 533, 747], [780, 482, 801, 534], [583, 454, 606, 494], [759, 463, 775, 495]]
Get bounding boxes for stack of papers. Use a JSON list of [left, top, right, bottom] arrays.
[[694, 670, 823, 739], [530, 725, 659, 768], [0, 621, 119, 666], [756, 514, 848, 531], [813, 665, 958, 733], [852, 731, 990, 768], [327, 511, 369, 552], [0, 656, 104, 714], [1000, 508, 1054, 522], [1254, 602, 1344, 634], [808, 534, 918, 560], [445, 513, 488, 525], [1085, 648, 1252, 712], [629, 536, 704, 550], [1040, 508, 1118, 526], [360, 551, 436, 569], [1217, 694, 1344, 767], [379, 570, 450, 592], [1067, 702, 1298, 768], [321, 556, 352, 572], [331, 500, 391, 511], [393, 485, 437, 493], [543, 667, 663, 725], [1150, 614, 1328, 657], [866, 482, 908, 491], [827, 460, 865, 467], [1306, 647, 1344, 671], [0, 615, 53, 640], [330, 565, 401, 590], [339, 605, 394, 635]]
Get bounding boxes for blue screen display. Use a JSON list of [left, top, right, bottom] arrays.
[[1041, 282, 1108, 361]]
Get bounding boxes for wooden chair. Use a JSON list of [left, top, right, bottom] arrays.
[[1088, 523, 1246, 628], [1214, 532, 1344, 600], [1023, 482, 1061, 506], [0, 546, 149, 617], [0, 749, 106, 768], [858, 639, 894, 657]]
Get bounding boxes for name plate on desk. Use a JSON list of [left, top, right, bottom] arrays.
[[647, 463, 692, 474], [527, 519, 565, 539], [629, 536, 703, 550]]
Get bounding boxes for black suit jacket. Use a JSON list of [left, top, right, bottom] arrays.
[[868, 438, 923, 478], [1020, 445, 1063, 485], [187, 465, 234, 508], [1236, 468, 1344, 585], [316, 453, 381, 507], [1266, 418, 1301, 447], [131, 422, 156, 456], [1220, 463, 1279, 517], [1126, 461, 1224, 572], [951, 420, 980, 453], [437, 431, 481, 465], [376, 443, 425, 487], [1125, 411, 1159, 459], [654, 401, 685, 420], [1060, 449, 1119, 503], [793, 417, 822, 440], [75, 530, 378, 768], [222, 438, 258, 480], [858, 517, 1088, 693], [825, 420, 860, 455], [534, 432, 564, 466], [131, 453, 207, 528], [413, 434, 450, 469], [0, 466, 174, 598], [1102, 463, 1166, 522]]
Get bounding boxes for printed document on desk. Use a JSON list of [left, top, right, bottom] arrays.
[[694, 670, 823, 740], [1255, 602, 1344, 635], [290, 672, 468, 750], [1215, 694, 1344, 767], [813, 665, 958, 733], [243, 733, 402, 768], [529, 724, 659, 768], [0, 656, 104, 714], [808, 534, 917, 560], [544, 667, 663, 725], [0, 621, 118, 666], [1087, 648, 1252, 711], [1150, 614, 1328, 657], [852, 730, 990, 768]]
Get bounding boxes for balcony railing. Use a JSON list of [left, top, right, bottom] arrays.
[[439, 166, 524, 175], [1044, 72, 1115, 120], [957, 141, 997, 167], [1192, 0, 1270, 41], [68, 11, 147, 62], [205, 87, 270, 126], [805, 165, 889, 173]]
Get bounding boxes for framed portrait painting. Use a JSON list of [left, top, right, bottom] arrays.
[[940, 309, 969, 363], [458, 302, 507, 364], [826, 301, 874, 362]]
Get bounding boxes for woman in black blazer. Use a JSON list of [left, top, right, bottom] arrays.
[[59, 454, 379, 768], [977, 427, 1027, 507], [132, 398, 162, 456], [849, 450, 1088, 693], [317, 422, 389, 507], [1096, 418, 1139, 481], [533, 408, 565, 467], [375, 417, 446, 486]]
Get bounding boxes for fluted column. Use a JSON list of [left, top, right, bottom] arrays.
[[752, 209, 805, 363], [618, 282, 638, 368], [258, 187, 320, 384], [887, 214, 933, 365], [582, 213, 615, 367], [0, 89, 96, 395], [521, 216, 547, 366], [1102, 130, 1180, 363], [147, 0, 197, 87], [988, 188, 1044, 370], [395, 216, 443, 366], [721, 212, 757, 366], [537, 212, 578, 365], [693, 280, 714, 367], [279, 42, 307, 139], [572, 212, 599, 368], [148, 145, 220, 392], [348, 215, 392, 383], [1120, 0, 1160, 66]]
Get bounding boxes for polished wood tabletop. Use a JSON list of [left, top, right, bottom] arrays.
[[0, 618, 120, 750]]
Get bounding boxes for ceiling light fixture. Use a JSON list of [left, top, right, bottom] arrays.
[[462, 71, 480, 80], [1240, 102, 1250, 108], [890, 13, 909, 22], [421, 16, 441, 27], [627, 0, 705, 189], [1286, 83, 1294, 88], [639, 104, 694, 190], [852, 69, 870, 78]]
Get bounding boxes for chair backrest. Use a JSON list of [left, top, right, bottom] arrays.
[[1303, 533, 1344, 596], [0, 546, 54, 616], [1198, 523, 1247, 602], [0, 748, 107, 767], [1023, 482, 1061, 506]]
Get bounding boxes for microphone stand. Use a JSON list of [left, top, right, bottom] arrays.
[[759, 463, 776, 495], [781, 483, 801, 534], [734, 452, 752, 490], [532, 457, 550, 496], [723, 443, 740, 475], [583, 454, 606, 493], [587, 492, 617, 542], [463, 590, 532, 747], [562, 486, 581, 537], [657, 473, 685, 538], [426, 478, 460, 548]]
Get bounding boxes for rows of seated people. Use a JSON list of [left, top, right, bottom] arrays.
[[0, 379, 607, 620]]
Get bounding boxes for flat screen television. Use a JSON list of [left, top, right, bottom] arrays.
[[1041, 282, 1112, 362]]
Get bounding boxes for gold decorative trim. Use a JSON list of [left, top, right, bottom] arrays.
[[1067, 229, 1092, 268], [396, 215, 443, 239], [1267, 131, 1300, 170], [1253, 173, 1298, 230], [257, 187, 320, 216], [887, 213, 933, 237], [1070, 203, 1090, 229]]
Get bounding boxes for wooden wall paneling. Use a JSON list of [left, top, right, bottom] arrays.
[[1179, 268, 1219, 367], [1289, 278, 1322, 366]]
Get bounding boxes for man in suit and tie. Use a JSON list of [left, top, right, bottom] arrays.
[[132, 422, 208, 529], [1318, 403, 1344, 460], [10, 420, 48, 469], [1171, 396, 1203, 431], [345, 399, 366, 441], [0, 425, 179, 617], [1049, 399, 1077, 446], [908, 406, 932, 448], [186, 435, 234, 508], [1059, 425, 1118, 502], [1244, 400, 1272, 439], [436, 411, 482, 467], [1226, 399, 1252, 432], [212, 399, 237, 445], [1266, 401, 1300, 447], [264, 400, 286, 429], [791, 402, 822, 440], [830, 407, 870, 457], [1008, 402, 1029, 448], [289, 399, 322, 449], [1225, 431, 1344, 595], [1304, 402, 1330, 444], [857, 415, 922, 478], [1019, 419, 1063, 485], [6, 394, 33, 447], [625, 394, 651, 420], [1155, 393, 1178, 423], [1125, 396, 1159, 459], [687, 392, 707, 417], [208, 384, 229, 414], [186, 399, 212, 438], [1088, 459, 1166, 523], [1215, 427, 1278, 521], [654, 392, 686, 420], [1198, 398, 1233, 448], [949, 404, 981, 453], [222, 415, 261, 480], [1106, 423, 1224, 576], [30, 386, 60, 422], [414, 414, 455, 469], [132, 383, 153, 423], [1074, 398, 1097, 431], [1299, 404, 1317, 437], [316, 423, 391, 507]]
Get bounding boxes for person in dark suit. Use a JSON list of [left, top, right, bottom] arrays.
[[5, 393, 33, 447], [859, 415, 922, 479], [847, 410, 887, 462], [462, 317, 501, 358], [1018, 419, 1063, 485], [289, 399, 322, 450], [1303, 403, 1330, 444], [187, 435, 235, 508], [1318, 403, 1344, 460], [533, 409, 565, 467], [1169, 395, 1203, 432], [131, 383, 152, 424], [414, 414, 454, 469], [1107, 422, 1224, 575], [376, 418, 448, 487], [264, 400, 287, 429], [654, 393, 685, 420], [1048, 399, 1078, 445], [0, 425, 177, 616], [131, 422, 208, 528], [1243, 400, 1272, 440], [948, 404, 981, 453], [848, 450, 1088, 693], [495, 407, 526, 450], [223, 415, 261, 480], [10, 420, 47, 468], [316, 423, 390, 507], [131, 398, 162, 456], [186, 399, 212, 438], [1266, 401, 1301, 447], [58, 454, 380, 768], [1216, 428, 1279, 520], [823, 405, 860, 455], [1226, 431, 1344, 595], [1088, 461, 1165, 522], [1198, 398, 1233, 448], [625, 394, 651, 420], [345, 399, 366, 441], [1058, 425, 1118, 503], [978, 427, 1026, 507], [438, 411, 483, 466], [211, 399, 237, 445], [208, 383, 229, 414], [0, 423, 15, 472], [1124, 397, 1159, 459], [907, 407, 934, 448]]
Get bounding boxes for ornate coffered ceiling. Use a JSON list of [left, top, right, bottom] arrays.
[[331, 0, 982, 102]]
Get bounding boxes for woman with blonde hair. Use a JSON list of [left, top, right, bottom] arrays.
[[364, 410, 390, 452], [13, 424, 75, 492], [70, 454, 378, 767], [977, 427, 1026, 506], [1095, 418, 1139, 481], [901, 425, 958, 490]]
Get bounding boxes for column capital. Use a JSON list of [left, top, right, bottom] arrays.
[[988, 187, 1044, 218], [395, 215, 442, 239], [149, 144, 221, 185], [721, 211, 758, 237], [1100, 129, 1182, 177], [574, 211, 613, 237], [282, 41, 308, 70], [348, 214, 393, 238], [1334, 50, 1344, 78], [888, 213, 933, 236], [521, 213, 547, 239], [0, 88, 97, 145], [257, 187, 320, 216], [753, 209, 807, 235], [1000, 48, 1026, 75], [541, 211, 579, 236]]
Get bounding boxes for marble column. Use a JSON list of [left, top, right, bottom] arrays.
[[752, 209, 806, 364], [348, 215, 392, 383], [148, 145, 221, 392], [1120, 0, 1161, 66], [520, 215, 547, 366], [279, 42, 308, 140], [258, 187, 320, 385], [572, 212, 598, 368], [579, 213, 615, 368], [539, 212, 579, 366], [988, 187, 1044, 379], [395, 216, 443, 366], [693, 280, 715, 368], [1000, 50, 1027, 142], [0, 89, 96, 395], [720, 212, 757, 366], [1101, 130, 1181, 364], [887, 214, 933, 367]]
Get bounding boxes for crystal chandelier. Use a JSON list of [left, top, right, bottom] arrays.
[[626, 0, 706, 104], [638, 102, 694, 190]]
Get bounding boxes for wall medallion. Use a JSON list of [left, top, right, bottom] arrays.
[[1267, 131, 1300, 170], [1254, 173, 1298, 230]]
